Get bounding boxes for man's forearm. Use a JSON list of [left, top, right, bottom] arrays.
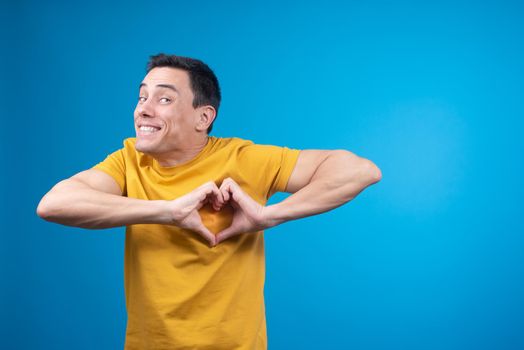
[[37, 179, 171, 229], [265, 152, 381, 226]]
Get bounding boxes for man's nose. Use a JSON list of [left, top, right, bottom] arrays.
[[137, 99, 154, 117]]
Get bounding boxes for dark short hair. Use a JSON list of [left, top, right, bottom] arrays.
[[146, 53, 221, 134]]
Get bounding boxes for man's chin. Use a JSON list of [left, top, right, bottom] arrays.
[[135, 140, 156, 155]]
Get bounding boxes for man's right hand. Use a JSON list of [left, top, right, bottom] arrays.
[[167, 181, 225, 247]]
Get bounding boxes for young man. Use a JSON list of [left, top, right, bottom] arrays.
[[37, 53, 382, 349]]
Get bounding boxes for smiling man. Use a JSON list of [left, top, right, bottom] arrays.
[[36, 53, 382, 350]]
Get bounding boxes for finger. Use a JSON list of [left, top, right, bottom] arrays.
[[208, 186, 224, 210], [222, 178, 244, 200], [196, 224, 217, 247], [217, 184, 225, 202], [202, 195, 220, 211], [195, 191, 211, 210], [221, 183, 244, 209], [209, 182, 226, 207], [213, 200, 222, 211], [197, 182, 221, 207], [220, 183, 231, 202], [210, 182, 223, 201], [222, 177, 240, 190], [212, 184, 225, 207], [215, 224, 240, 244]]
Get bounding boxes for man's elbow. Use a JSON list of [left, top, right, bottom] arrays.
[[364, 159, 382, 184], [36, 195, 55, 221], [36, 187, 64, 222], [36, 179, 75, 221], [334, 150, 382, 185]]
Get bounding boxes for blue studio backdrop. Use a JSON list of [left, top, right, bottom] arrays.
[[2, 0, 524, 349]]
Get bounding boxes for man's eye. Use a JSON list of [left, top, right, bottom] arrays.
[[137, 96, 170, 103]]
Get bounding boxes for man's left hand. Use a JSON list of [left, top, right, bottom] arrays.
[[214, 177, 276, 244]]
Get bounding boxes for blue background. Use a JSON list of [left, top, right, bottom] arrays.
[[2, 0, 523, 349]]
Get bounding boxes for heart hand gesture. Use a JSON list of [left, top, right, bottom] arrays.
[[168, 178, 277, 247], [214, 177, 275, 244], [169, 181, 224, 247]]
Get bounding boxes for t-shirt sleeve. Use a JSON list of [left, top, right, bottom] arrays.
[[91, 147, 127, 195], [239, 142, 301, 200], [268, 146, 301, 196]]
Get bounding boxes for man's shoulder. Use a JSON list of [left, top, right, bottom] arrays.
[[210, 136, 256, 153], [212, 135, 253, 146], [213, 136, 300, 158], [212, 136, 297, 164]]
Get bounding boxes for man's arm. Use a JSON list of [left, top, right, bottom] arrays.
[[265, 149, 382, 225], [37, 169, 225, 246], [214, 150, 381, 243], [36, 169, 173, 229]]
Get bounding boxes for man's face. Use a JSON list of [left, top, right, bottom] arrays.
[[134, 67, 200, 156]]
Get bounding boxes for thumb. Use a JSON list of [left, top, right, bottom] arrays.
[[195, 223, 217, 247], [215, 224, 240, 244]]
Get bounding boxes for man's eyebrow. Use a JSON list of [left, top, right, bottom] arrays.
[[139, 83, 179, 93]]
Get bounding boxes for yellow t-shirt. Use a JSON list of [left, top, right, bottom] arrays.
[[92, 136, 300, 350]]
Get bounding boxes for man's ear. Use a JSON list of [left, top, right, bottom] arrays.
[[195, 106, 216, 132]]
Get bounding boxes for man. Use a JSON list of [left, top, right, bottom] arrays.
[[37, 53, 382, 349]]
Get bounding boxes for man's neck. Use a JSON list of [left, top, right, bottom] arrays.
[[155, 136, 209, 167]]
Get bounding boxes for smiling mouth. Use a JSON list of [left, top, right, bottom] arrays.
[[138, 125, 161, 134]]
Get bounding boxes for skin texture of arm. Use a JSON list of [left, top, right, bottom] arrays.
[[213, 150, 382, 243], [265, 149, 382, 225], [36, 169, 224, 246], [36, 169, 173, 229], [37, 149, 380, 246]]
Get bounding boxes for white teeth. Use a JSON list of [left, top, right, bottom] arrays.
[[139, 126, 160, 133]]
